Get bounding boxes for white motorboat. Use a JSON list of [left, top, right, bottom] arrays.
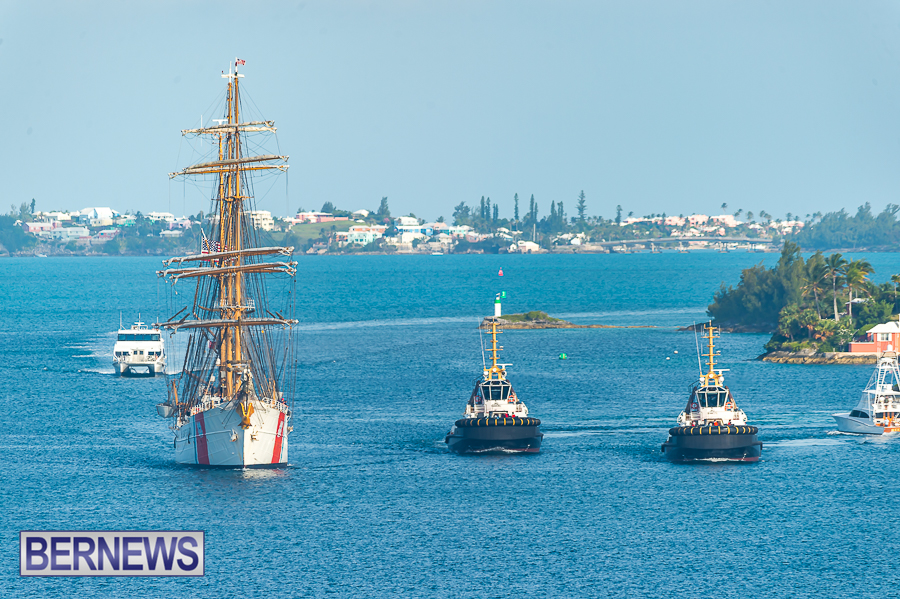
[[833, 350, 900, 435], [113, 320, 165, 376]]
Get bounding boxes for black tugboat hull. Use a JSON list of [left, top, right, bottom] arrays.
[[662, 434, 762, 463], [661, 427, 761, 463], [445, 425, 543, 454]]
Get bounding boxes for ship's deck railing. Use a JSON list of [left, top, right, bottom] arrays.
[[188, 394, 290, 416]]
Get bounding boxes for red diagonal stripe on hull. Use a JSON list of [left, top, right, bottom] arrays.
[[195, 413, 209, 465], [271, 411, 286, 464]]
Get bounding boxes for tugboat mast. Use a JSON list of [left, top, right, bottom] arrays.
[[486, 293, 506, 381], [701, 322, 722, 386]]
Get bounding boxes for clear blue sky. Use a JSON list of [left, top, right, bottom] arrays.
[[4, 0, 900, 222]]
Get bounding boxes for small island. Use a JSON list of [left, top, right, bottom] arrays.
[[480, 311, 654, 330], [705, 240, 899, 364]]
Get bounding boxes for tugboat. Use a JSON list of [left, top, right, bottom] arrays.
[[833, 349, 900, 435], [113, 318, 165, 377], [661, 323, 761, 462], [445, 293, 543, 454]]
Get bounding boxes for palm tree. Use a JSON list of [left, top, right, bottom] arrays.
[[799, 309, 819, 340], [802, 255, 828, 319], [721, 202, 728, 213], [746, 211, 754, 222], [824, 253, 847, 321], [842, 259, 874, 322], [892, 274, 900, 303]]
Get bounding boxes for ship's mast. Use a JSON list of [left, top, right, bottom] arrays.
[[160, 60, 296, 408], [218, 63, 247, 397], [486, 293, 505, 381], [702, 322, 721, 386]]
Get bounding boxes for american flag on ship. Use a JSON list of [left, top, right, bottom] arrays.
[[200, 231, 227, 259]]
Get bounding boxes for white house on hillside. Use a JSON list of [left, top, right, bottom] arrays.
[[147, 211, 176, 223]]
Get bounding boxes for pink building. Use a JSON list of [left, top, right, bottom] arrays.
[[22, 222, 56, 233], [848, 321, 900, 353], [295, 212, 350, 224]]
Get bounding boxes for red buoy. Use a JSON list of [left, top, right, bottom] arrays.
[[499, 268, 504, 276]]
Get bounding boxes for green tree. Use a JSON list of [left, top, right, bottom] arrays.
[[777, 305, 802, 342], [452, 202, 471, 226], [856, 300, 893, 330], [577, 190, 586, 222], [377, 197, 390, 220], [514, 193, 519, 222], [492, 204, 498, 222], [615, 204, 622, 225], [842, 259, 874, 322], [825, 253, 847, 321], [798, 309, 819, 339], [802, 252, 828, 318], [321, 201, 335, 213]]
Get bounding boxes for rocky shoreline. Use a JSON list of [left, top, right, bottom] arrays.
[[758, 349, 877, 365]]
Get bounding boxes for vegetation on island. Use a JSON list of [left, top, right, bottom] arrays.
[[500, 311, 565, 323], [708, 241, 900, 353], [10, 190, 900, 256], [285, 198, 900, 254], [790, 203, 900, 251]]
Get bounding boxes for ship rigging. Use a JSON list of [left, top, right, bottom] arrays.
[[155, 60, 298, 467]]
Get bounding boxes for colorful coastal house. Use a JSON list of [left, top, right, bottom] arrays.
[[848, 321, 900, 354]]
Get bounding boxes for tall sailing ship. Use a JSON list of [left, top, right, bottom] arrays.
[[156, 60, 298, 467]]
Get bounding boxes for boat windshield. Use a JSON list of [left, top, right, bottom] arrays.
[[697, 387, 728, 408], [118, 333, 160, 341], [480, 381, 511, 401]]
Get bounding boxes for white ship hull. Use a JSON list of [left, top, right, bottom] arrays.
[[174, 399, 289, 467], [114, 360, 165, 377], [833, 413, 889, 435]]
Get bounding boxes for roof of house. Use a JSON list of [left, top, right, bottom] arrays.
[[868, 321, 900, 334]]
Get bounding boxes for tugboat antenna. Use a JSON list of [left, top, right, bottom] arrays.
[[479, 322, 487, 371], [693, 322, 702, 376]]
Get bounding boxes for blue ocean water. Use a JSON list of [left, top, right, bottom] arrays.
[[2, 252, 900, 598]]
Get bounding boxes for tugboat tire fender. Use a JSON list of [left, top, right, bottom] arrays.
[[455, 417, 541, 427], [668, 425, 758, 436]]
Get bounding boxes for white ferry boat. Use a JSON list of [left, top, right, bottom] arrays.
[[113, 320, 165, 377], [833, 350, 900, 435]]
